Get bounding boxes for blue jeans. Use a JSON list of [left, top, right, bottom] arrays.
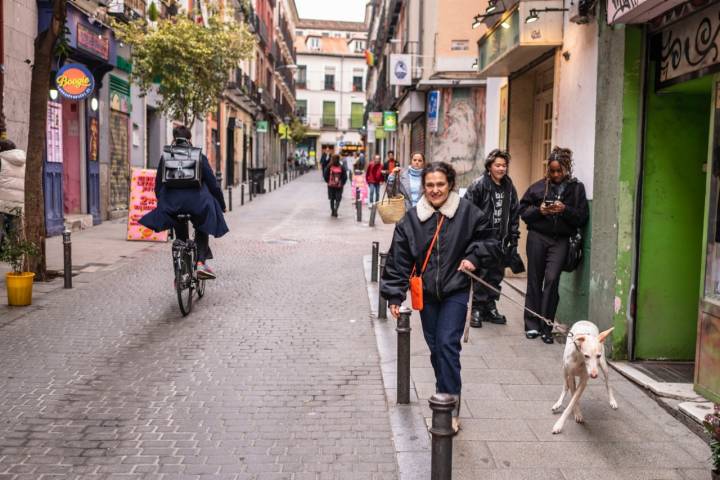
[[419, 291, 469, 395], [368, 183, 380, 204]]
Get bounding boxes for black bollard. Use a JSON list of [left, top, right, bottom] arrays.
[[63, 228, 72, 289], [228, 185, 233, 211], [356, 188, 362, 222], [369, 203, 377, 227], [429, 394, 457, 480], [378, 252, 388, 320], [396, 307, 411, 404], [249, 181, 254, 202], [241, 183, 245, 206], [371, 241, 379, 282]]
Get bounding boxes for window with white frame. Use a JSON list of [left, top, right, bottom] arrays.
[[307, 37, 320, 50]]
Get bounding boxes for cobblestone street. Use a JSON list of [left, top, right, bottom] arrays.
[[0, 173, 398, 480]]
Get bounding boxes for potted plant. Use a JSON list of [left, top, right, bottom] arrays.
[[0, 214, 39, 306], [705, 403, 720, 480]]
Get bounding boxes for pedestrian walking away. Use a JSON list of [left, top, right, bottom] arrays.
[[140, 125, 228, 280], [324, 153, 348, 217], [380, 161, 500, 434], [387, 151, 426, 210], [464, 149, 524, 328], [366, 154, 384, 205], [519, 146, 589, 344]]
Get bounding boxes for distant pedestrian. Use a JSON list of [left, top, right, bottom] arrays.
[[382, 150, 396, 181], [366, 154, 384, 205], [381, 161, 499, 434], [323, 154, 348, 217], [320, 147, 330, 173], [387, 151, 425, 209], [519, 146, 589, 344], [464, 149, 523, 328]]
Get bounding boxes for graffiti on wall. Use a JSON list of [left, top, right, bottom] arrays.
[[428, 87, 486, 187]]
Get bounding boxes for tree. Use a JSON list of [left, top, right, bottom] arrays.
[[289, 118, 308, 144], [24, 0, 68, 278], [113, 15, 254, 128]]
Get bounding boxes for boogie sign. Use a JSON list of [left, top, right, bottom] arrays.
[[55, 64, 95, 100]]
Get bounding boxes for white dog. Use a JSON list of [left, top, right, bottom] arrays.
[[551, 321, 617, 434]]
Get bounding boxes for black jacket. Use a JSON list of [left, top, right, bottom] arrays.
[[519, 178, 589, 238], [463, 173, 520, 247], [380, 192, 500, 306]]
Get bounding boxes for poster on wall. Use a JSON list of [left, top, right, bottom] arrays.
[[89, 117, 99, 162], [46, 102, 63, 163], [126, 169, 168, 242], [427, 90, 441, 133]]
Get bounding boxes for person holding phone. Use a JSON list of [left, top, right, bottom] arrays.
[[518, 147, 589, 344]]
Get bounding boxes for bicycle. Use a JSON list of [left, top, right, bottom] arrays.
[[171, 214, 206, 316]]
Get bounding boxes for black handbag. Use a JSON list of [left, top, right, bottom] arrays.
[[161, 141, 203, 189], [563, 229, 583, 272]]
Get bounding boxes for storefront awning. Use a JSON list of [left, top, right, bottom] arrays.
[[607, 0, 685, 25], [477, 1, 563, 78]]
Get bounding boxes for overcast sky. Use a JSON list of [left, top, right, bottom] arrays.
[[294, 0, 367, 22]]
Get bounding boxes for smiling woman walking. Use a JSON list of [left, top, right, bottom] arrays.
[[380, 161, 499, 433]]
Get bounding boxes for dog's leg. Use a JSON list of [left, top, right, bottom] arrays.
[[552, 376, 587, 434], [552, 370, 570, 413], [600, 357, 618, 410]]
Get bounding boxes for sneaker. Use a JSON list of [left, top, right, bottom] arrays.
[[525, 329, 540, 339], [196, 262, 217, 280]]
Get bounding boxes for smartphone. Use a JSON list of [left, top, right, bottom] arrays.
[[543, 200, 554, 207]]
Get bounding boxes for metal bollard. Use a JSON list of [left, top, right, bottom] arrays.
[[429, 394, 457, 480], [396, 307, 411, 404], [249, 181, 254, 202], [228, 185, 233, 211], [371, 241, 379, 282], [63, 228, 72, 289], [369, 203, 377, 227], [356, 187, 362, 222], [378, 252, 388, 320], [241, 183, 245, 206]]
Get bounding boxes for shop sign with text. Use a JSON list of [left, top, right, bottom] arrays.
[[55, 64, 95, 100]]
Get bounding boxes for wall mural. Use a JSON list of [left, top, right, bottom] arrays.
[[428, 87, 486, 187]]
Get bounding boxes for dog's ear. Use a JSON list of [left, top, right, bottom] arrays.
[[598, 327, 615, 343]]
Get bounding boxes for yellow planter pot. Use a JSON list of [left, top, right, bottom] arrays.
[[6, 272, 35, 306]]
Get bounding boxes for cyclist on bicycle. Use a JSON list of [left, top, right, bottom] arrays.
[[140, 125, 228, 279]]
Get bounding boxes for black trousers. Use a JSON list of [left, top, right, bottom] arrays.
[[524, 230, 569, 335], [472, 262, 505, 310], [328, 187, 343, 211], [174, 221, 211, 263]]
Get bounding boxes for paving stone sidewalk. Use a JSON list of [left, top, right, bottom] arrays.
[[0, 173, 398, 480]]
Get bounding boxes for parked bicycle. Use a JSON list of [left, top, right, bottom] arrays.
[[171, 214, 206, 316]]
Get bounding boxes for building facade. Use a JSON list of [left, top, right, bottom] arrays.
[[290, 10, 368, 159]]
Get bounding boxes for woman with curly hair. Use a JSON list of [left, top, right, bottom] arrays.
[[519, 147, 589, 344]]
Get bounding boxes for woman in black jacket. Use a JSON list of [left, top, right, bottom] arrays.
[[381, 162, 499, 433], [519, 147, 589, 344], [323, 154, 348, 217], [463, 149, 523, 328]]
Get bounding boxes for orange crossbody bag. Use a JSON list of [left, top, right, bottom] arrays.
[[409, 215, 445, 311]]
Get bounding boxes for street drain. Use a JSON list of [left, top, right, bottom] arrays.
[[264, 239, 300, 245]]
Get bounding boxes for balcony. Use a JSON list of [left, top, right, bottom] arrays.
[[278, 15, 296, 63], [108, 0, 146, 21], [257, 17, 270, 48], [321, 118, 339, 129]]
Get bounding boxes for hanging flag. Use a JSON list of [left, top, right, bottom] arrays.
[[365, 50, 375, 67]]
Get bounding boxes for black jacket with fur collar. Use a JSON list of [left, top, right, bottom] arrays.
[[380, 191, 500, 306]]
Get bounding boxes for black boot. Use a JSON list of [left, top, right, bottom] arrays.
[[470, 309, 483, 328], [485, 302, 507, 325]]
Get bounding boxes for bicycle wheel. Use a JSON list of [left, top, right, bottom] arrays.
[[176, 252, 194, 316]]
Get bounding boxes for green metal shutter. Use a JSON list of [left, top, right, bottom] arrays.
[[322, 101, 335, 127], [350, 103, 363, 129]]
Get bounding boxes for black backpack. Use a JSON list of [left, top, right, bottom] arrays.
[[161, 139, 203, 189]]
